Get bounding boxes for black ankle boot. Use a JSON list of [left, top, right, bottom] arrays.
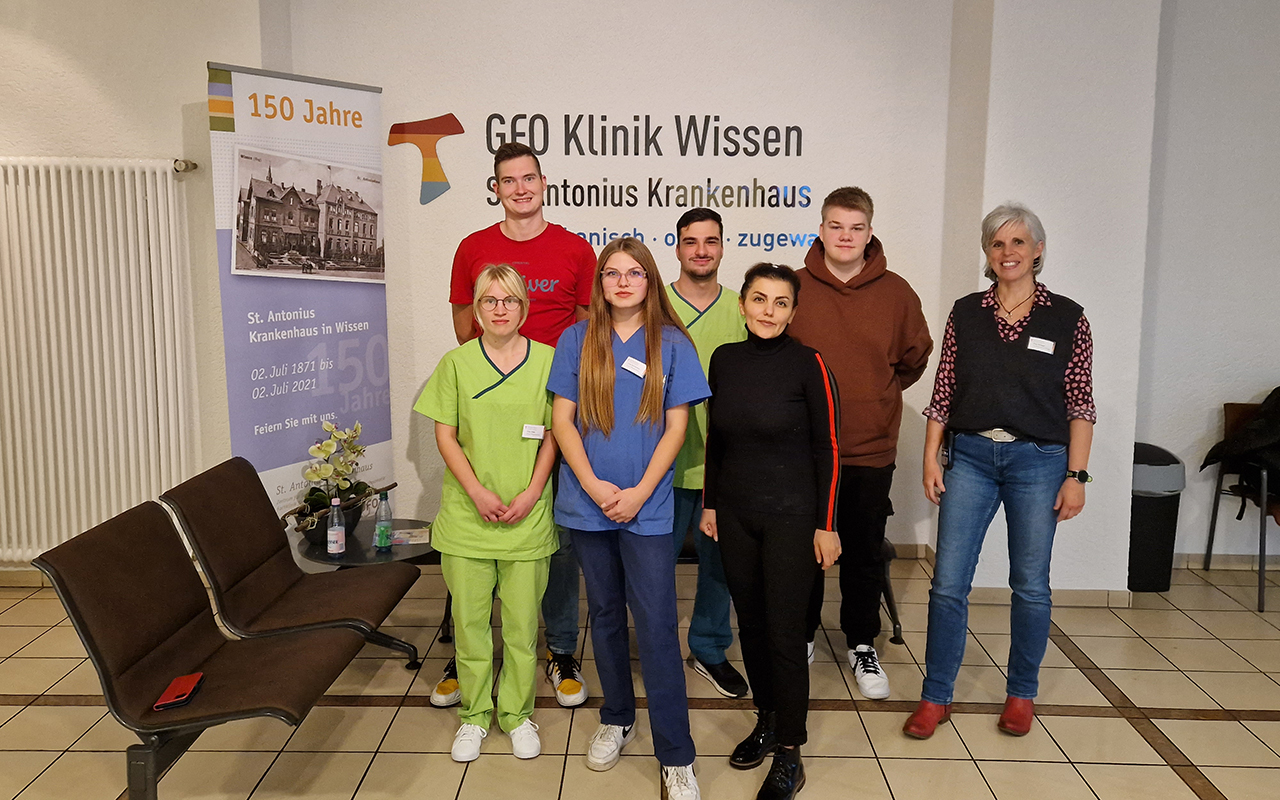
[[756, 746, 805, 800], [730, 710, 778, 769]]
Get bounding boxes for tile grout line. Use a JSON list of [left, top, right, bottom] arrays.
[[557, 708, 576, 800], [1156, 586, 1280, 764], [1049, 621, 1228, 800], [236, 696, 307, 800], [945, 692, 1000, 800], [6, 566, 1280, 798], [1144, 582, 1280, 716], [344, 671, 418, 800], [1063, 594, 1280, 717], [1029, 720, 1105, 800], [853, 696, 899, 800]]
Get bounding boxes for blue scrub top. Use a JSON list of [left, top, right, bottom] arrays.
[[548, 320, 711, 535]]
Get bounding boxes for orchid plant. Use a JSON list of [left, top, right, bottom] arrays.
[[300, 420, 370, 516]]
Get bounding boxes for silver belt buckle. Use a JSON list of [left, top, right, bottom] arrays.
[[977, 428, 1018, 442]]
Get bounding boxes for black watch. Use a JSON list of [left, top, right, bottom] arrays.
[[1066, 469, 1092, 484]]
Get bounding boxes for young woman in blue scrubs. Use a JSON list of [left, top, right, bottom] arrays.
[[548, 236, 709, 800]]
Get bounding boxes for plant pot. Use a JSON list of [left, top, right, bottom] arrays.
[[302, 521, 327, 547], [344, 503, 363, 538]]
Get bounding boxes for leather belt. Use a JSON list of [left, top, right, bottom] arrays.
[[976, 428, 1019, 442]]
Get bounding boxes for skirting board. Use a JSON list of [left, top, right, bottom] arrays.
[[1174, 552, 1280, 570], [921, 544, 1132, 608], [888, 542, 928, 559], [0, 566, 46, 587]]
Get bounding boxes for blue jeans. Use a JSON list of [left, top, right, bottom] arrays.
[[571, 528, 695, 767], [672, 488, 735, 664], [921, 433, 1067, 704], [541, 527, 580, 655]]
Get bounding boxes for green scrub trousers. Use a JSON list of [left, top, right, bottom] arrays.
[[441, 553, 551, 732]]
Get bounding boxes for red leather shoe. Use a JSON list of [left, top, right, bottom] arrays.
[[997, 696, 1034, 736], [902, 700, 951, 739]]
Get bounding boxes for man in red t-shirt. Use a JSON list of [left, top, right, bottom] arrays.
[[431, 143, 596, 712], [448, 143, 597, 346]]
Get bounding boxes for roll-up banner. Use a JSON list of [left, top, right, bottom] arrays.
[[207, 63, 393, 514]]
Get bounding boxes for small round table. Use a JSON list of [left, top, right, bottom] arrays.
[[295, 516, 452, 642], [296, 517, 435, 567]]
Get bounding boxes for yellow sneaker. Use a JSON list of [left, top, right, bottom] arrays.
[[546, 651, 588, 707], [430, 656, 461, 707]]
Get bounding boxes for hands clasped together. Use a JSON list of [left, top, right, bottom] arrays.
[[586, 478, 650, 524], [468, 484, 542, 525]]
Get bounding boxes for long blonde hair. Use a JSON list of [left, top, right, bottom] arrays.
[[578, 237, 690, 436]]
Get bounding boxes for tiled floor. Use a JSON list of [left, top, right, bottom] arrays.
[[2, 562, 1279, 799]]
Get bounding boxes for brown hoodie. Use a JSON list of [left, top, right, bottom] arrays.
[[787, 236, 933, 468]]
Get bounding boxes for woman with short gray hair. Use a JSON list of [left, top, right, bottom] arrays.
[[904, 203, 1096, 740]]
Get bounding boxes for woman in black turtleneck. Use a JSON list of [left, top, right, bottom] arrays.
[[699, 263, 841, 800]]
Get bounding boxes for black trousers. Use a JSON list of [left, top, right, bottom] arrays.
[[717, 506, 819, 746], [806, 464, 895, 649]]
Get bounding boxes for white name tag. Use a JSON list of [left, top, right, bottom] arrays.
[[621, 356, 647, 378], [521, 424, 545, 440], [1027, 336, 1056, 355]]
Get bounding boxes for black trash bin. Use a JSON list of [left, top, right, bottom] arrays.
[[1128, 443, 1186, 592]]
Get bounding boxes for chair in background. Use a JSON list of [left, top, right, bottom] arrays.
[[881, 539, 905, 645], [161, 457, 423, 669], [33, 502, 365, 800], [1203, 402, 1277, 612]]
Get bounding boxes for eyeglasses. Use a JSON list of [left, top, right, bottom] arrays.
[[601, 268, 648, 285], [479, 296, 522, 311]]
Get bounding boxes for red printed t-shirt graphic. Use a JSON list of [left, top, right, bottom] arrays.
[[450, 223, 597, 347]]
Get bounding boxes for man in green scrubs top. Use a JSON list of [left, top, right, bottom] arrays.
[[665, 208, 749, 698]]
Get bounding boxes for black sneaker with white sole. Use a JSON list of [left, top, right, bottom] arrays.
[[687, 655, 749, 698]]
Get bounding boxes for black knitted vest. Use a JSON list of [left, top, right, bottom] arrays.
[[947, 289, 1083, 445]]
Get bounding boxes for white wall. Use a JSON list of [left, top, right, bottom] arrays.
[[0, 0, 262, 469], [286, 0, 957, 545], [9, 1, 1249, 592], [0, 1, 258, 156], [1136, 0, 1280, 560], [964, 0, 1163, 591]]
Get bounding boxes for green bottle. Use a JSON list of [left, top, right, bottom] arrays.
[[374, 491, 393, 552]]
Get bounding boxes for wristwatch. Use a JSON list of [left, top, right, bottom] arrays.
[[1066, 470, 1092, 484]]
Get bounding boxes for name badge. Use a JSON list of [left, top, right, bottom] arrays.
[[621, 356, 647, 378], [1027, 336, 1056, 355], [521, 424, 545, 440]]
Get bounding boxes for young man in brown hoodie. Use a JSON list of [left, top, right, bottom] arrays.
[[786, 186, 933, 700]]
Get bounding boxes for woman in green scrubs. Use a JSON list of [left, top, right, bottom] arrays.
[[414, 264, 560, 763]]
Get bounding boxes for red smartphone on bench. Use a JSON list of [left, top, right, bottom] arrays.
[[153, 672, 204, 711]]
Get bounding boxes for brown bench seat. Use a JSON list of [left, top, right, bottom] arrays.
[[33, 501, 365, 800], [161, 456, 422, 668]]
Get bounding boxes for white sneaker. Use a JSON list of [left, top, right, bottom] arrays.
[[451, 723, 487, 762], [585, 722, 635, 771], [508, 719, 541, 759], [661, 764, 700, 800], [849, 645, 891, 699], [806, 640, 816, 665]]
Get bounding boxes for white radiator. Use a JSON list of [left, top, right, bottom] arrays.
[[0, 158, 200, 564]]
